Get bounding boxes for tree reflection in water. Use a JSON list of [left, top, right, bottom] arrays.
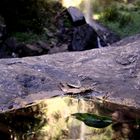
[[0, 96, 139, 140]]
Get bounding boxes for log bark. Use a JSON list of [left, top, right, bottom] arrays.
[[0, 36, 140, 118]]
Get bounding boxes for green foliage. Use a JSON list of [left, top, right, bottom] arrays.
[[100, 11, 140, 38], [7, 1, 68, 45], [0, 0, 64, 36], [12, 32, 48, 44], [119, 12, 133, 27], [12, 32, 39, 44], [72, 113, 112, 128], [101, 5, 119, 22], [0, 0, 63, 33], [118, 3, 138, 11], [134, 0, 140, 7], [99, 2, 140, 38], [0, 0, 47, 33], [101, 8, 133, 28]]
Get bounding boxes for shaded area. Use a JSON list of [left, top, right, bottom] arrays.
[[0, 3, 119, 58]]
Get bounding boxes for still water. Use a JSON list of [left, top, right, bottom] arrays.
[[0, 96, 139, 140], [0, 96, 114, 140]]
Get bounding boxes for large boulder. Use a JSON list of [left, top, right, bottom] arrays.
[[0, 34, 140, 119]]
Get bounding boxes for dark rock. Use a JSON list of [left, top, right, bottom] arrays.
[[67, 7, 86, 26], [112, 34, 140, 47], [68, 24, 98, 51], [89, 20, 120, 46], [0, 24, 7, 41], [0, 37, 17, 58], [48, 44, 68, 54], [15, 43, 45, 57], [102, 31, 120, 45], [0, 38, 50, 58], [0, 24, 8, 47], [36, 41, 50, 51], [4, 37, 17, 50]]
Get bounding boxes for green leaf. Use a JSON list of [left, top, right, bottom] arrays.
[[72, 113, 112, 128]]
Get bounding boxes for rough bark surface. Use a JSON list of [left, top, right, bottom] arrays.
[[0, 37, 140, 116]]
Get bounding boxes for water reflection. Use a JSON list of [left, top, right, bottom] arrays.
[[0, 97, 111, 140], [0, 96, 139, 140]]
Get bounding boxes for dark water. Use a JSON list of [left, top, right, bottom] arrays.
[[0, 96, 139, 140]]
